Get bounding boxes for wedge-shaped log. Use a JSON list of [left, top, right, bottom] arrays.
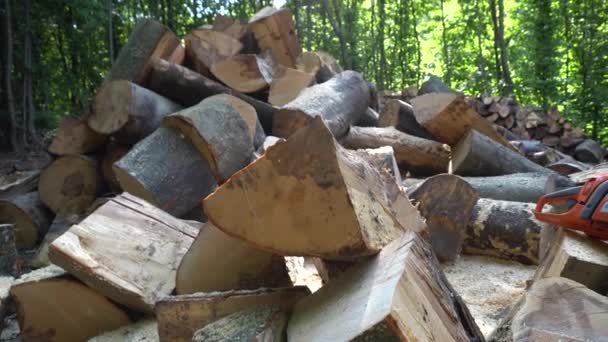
[[379, 99, 435, 140], [269, 67, 315, 107], [185, 28, 243, 76], [249, 7, 301, 68], [353, 146, 401, 184], [210, 54, 273, 93], [204, 118, 424, 260], [31, 214, 81, 268], [48, 193, 198, 313], [0, 192, 52, 249], [106, 19, 180, 84], [412, 93, 512, 148], [453, 129, 550, 176], [89, 80, 182, 144], [295, 51, 341, 83], [100, 143, 129, 193], [48, 116, 107, 155], [287, 232, 482, 341], [156, 286, 309, 342], [89, 319, 158, 342], [163, 94, 256, 182], [10, 266, 131, 341], [464, 172, 574, 202], [39, 155, 102, 215], [113, 126, 217, 217], [272, 71, 370, 138], [211, 15, 257, 52], [176, 222, 291, 294], [340, 126, 450, 176]]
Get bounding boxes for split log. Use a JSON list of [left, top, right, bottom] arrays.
[[256, 136, 285, 156], [490, 277, 608, 342], [48, 116, 107, 156], [464, 198, 547, 265], [10, 266, 131, 341], [409, 174, 479, 261], [38, 155, 102, 215], [546, 159, 590, 175], [287, 232, 483, 342], [452, 129, 551, 176], [31, 214, 81, 268], [49, 193, 198, 313], [574, 138, 604, 163], [105, 19, 180, 85], [88, 80, 182, 144], [295, 51, 340, 83], [411, 93, 513, 149], [0, 224, 18, 276], [89, 319, 158, 342], [356, 107, 380, 127], [268, 67, 315, 106], [0, 192, 52, 249], [146, 58, 275, 135], [185, 28, 243, 76], [0, 170, 39, 199], [272, 71, 370, 139], [204, 118, 425, 259], [249, 7, 301, 68], [211, 15, 257, 53], [100, 143, 129, 193], [418, 75, 453, 95], [192, 305, 287, 342], [176, 222, 291, 294], [340, 126, 450, 176], [210, 54, 272, 93], [378, 99, 436, 140], [156, 286, 309, 342], [113, 126, 217, 217]]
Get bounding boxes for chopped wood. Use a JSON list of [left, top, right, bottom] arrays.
[[0, 192, 52, 249], [418, 75, 453, 95], [89, 319, 158, 342], [353, 146, 402, 184], [185, 28, 243, 76], [462, 172, 575, 202], [268, 67, 315, 106], [0, 224, 18, 276], [31, 214, 81, 268], [378, 99, 436, 140], [249, 7, 301, 68], [574, 138, 604, 163], [295, 51, 340, 83], [100, 143, 129, 193], [0, 170, 39, 199], [357, 107, 380, 127], [48, 116, 107, 156], [210, 54, 273, 93]]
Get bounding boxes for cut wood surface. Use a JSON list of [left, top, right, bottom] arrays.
[[185, 28, 243, 76], [163, 94, 256, 182], [10, 266, 131, 342], [353, 146, 402, 184], [100, 143, 129, 193], [357, 107, 380, 127], [287, 232, 482, 342], [249, 7, 301, 68], [0, 170, 39, 199], [105, 19, 179, 84], [38, 155, 102, 215], [378, 99, 436, 140], [295, 51, 341, 83], [268, 67, 315, 106], [204, 118, 425, 259], [340, 126, 450, 176], [89, 80, 182, 144], [0, 224, 18, 276], [48, 116, 107, 156], [452, 129, 551, 176], [409, 174, 479, 261], [272, 71, 370, 139], [31, 214, 81, 269], [113, 126, 217, 217], [464, 198, 546, 265], [156, 286, 309, 342], [49, 193, 198, 313], [176, 222, 291, 294], [0, 192, 52, 249], [574, 138, 604, 163], [210, 54, 272, 93]]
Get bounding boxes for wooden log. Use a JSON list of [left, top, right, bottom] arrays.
[[340, 126, 450, 176], [378, 99, 436, 140], [464, 172, 575, 202], [105, 19, 180, 85], [574, 138, 604, 163], [287, 232, 483, 342], [49, 193, 198, 313], [452, 129, 551, 176], [113, 126, 217, 217], [89, 319, 158, 342], [156, 286, 309, 342], [48, 116, 107, 156], [38, 155, 102, 215], [0, 170, 39, 199], [100, 143, 129, 193], [490, 277, 608, 341], [146, 58, 275, 135], [464, 198, 546, 265], [88, 80, 182, 144], [210, 54, 272, 93], [204, 118, 425, 259], [268, 67, 315, 107], [192, 305, 287, 342], [0, 192, 52, 249], [272, 71, 370, 139], [0, 224, 18, 276], [356, 107, 380, 127], [249, 7, 301, 68], [418, 75, 453, 95], [409, 174, 479, 262], [353, 146, 402, 184], [411, 93, 514, 149], [10, 266, 131, 341], [295, 51, 340, 83], [185, 28, 243, 76]]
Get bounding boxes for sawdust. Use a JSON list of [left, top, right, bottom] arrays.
[[284, 256, 323, 292], [442, 255, 536, 338]]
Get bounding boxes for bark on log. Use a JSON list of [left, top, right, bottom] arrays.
[[569, 162, 608, 184], [0, 170, 39, 199], [0, 192, 52, 249], [418, 75, 453, 95], [163, 94, 257, 182], [452, 130, 551, 176], [268, 67, 315, 107], [340, 126, 450, 176], [462, 172, 575, 202], [89, 319, 158, 342], [204, 118, 425, 259], [378, 99, 436, 140], [100, 143, 129, 193], [88, 80, 182, 144], [49, 193, 198, 313], [409, 174, 479, 262], [184, 28, 243, 76], [156, 286, 309, 342], [249, 7, 301, 68], [176, 222, 291, 295], [287, 232, 483, 342], [210, 54, 272, 93], [105, 19, 179, 85], [574, 139, 604, 163], [0, 224, 18, 276], [356, 107, 379, 127], [464, 198, 547, 265], [48, 116, 107, 156], [295, 51, 340, 83], [113, 126, 217, 217], [272, 71, 370, 139], [38, 155, 102, 215]]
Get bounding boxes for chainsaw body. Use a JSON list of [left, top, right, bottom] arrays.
[[533, 174, 608, 240]]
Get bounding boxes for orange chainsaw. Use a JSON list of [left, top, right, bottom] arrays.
[[533, 174, 608, 240]]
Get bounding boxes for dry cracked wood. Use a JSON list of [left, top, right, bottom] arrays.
[[185, 28, 243, 76], [574, 139, 604, 163], [463, 172, 574, 202], [210, 54, 274, 93], [0, 192, 52, 249], [48, 116, 107, 156], [249, 7, 301, 68]]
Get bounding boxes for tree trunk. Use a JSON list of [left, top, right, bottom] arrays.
[[100, 143, 129, 193], [378, 99, 436, 140], [321, 0, 349, 70], [3, 0, 19, 152], [497, 0, 514, 95], [0, 192, 52, 249], [489, 0, 502, 86], [440, 0, 451, 87], [268, 67, 315, 107], [249, 7, 301, 68], [107, 0, 114, 64], [48, 116, 108, 156], [463, 172, 574, 202]]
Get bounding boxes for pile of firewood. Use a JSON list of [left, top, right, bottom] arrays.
[[0, 6, 607, 342]]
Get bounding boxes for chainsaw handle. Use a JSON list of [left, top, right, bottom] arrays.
[[533, 187, 582, 225]]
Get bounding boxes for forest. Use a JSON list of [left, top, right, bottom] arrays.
[[1, 0, 607, 151]]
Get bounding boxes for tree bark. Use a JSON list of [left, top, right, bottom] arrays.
[[0, 192, 52, 249], [378, 99, 436, 140], [3, 0, 19, 151], [463, 172, 574, 202], [249, 7, 301, 68], [22, 0, 35, 142], [107, 0, 114, 64], [268, 67, 315, 107]]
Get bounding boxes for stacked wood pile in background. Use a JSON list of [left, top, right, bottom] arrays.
[[0, 6, 607, 342]]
